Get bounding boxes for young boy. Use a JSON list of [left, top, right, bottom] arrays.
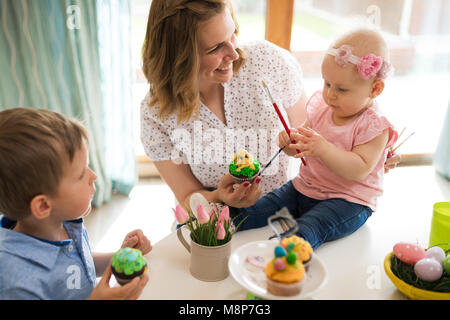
[[0, 108, 152, 299]]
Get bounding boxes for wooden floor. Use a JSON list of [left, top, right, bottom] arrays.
[[84, 177, 176, 253]]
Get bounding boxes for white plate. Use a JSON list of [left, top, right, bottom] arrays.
[[229, 240, 328, 300]]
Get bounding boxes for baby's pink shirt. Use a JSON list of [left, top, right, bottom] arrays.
[[292, 91, 398, 211]]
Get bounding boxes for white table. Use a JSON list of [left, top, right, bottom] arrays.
[[140, 166, 450, 300], [139, 223, 407, 300]]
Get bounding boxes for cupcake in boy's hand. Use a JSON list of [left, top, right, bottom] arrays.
[[281, 235, 313, 270], [229, 149, 260, 184], [111, 247, 148, 286], [265, 245, 305, 296]]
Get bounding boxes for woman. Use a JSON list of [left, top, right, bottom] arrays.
[[140, 0, 399, 211]]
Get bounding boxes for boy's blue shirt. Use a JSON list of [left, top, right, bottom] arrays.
[[0, 215, 96, 300]]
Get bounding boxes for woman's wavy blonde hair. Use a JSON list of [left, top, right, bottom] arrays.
[[142, 0, 246, 123]]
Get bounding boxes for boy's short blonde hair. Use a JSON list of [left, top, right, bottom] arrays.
[[0, 108, 88, 220]]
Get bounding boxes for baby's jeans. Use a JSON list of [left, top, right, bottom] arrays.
[[231, 180, 372, 249]]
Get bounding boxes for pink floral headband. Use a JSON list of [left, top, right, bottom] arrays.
[[326, 45, 394, 80]]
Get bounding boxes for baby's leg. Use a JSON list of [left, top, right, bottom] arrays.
[[295, 198, 372, 249], [231, 181, 299, 232]]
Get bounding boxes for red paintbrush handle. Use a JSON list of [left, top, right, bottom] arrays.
[[273, 102, 307, 166], [273, 102, 290, 133]]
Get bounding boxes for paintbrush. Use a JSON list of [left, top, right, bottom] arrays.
[[257, 145, 287, 177], [261, 80, 306, 166], [392, 132, 415, 153]]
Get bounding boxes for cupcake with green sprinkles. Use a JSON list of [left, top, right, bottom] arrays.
[[229, 149, 260, 184], [111, 247, 148, 286]]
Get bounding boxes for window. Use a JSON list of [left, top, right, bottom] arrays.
[[131, 0, 152, 158], [289, 0, 450, 158], [131, 0, 449, 169], [231, 0, 266, 43]]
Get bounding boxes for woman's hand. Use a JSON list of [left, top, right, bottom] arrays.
[[152, 159, 262, 210], [88, 263, 149, 300], [216, 174, 261, 208], [385, 152, 401, 173], [121, 229, 152, 255]]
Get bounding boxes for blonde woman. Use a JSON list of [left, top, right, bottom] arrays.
[[140, 0, 400, 212]]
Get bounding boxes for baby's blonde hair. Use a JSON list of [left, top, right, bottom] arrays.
[[332, 28, 390, 62], [324, 28, 391, 82]]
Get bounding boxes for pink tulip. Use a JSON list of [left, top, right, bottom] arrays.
[[218, 206, 230, 223], [196, 204, 210, 224], [173, 205, 189, 224], [208, 207, 217, 220], [216, 221, 226, 240]]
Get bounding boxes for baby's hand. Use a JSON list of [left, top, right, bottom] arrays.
[[278, 130, 289, 148], [278, 129, 299, 157], [89, 263, 149, 300], [384, 152, 401, 173], [290, 127, 331, 159], [121, 229, 152, 255]]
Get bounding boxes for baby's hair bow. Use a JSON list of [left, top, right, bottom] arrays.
[[327, 45, 394, 80]]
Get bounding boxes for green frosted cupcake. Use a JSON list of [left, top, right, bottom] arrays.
[[229, 149, 260, 184], [111, 247, 147, 286]]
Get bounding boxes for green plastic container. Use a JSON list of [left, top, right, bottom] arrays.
[[429, 202, 450, 252]]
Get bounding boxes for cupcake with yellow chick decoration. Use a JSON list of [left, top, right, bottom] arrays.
[[281, 235, 313, 270], [229, 149, 260, 184], [265, 244, 306, 296]]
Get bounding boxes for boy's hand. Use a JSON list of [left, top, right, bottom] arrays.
[[88, 263, 149, 300], [290, 127, 332, 159], [121, 229, 152, 255]]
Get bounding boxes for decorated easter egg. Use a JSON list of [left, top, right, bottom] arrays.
[[286, 243, 296, 253], [444, 255, 450, 275], [393, 242, 425, 265], [274, 258, 286, 271], [425, 246, 446, 265], [286, 252, 297, 265], [414, 258, 443, 282], [274, 246, 287, 258]]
